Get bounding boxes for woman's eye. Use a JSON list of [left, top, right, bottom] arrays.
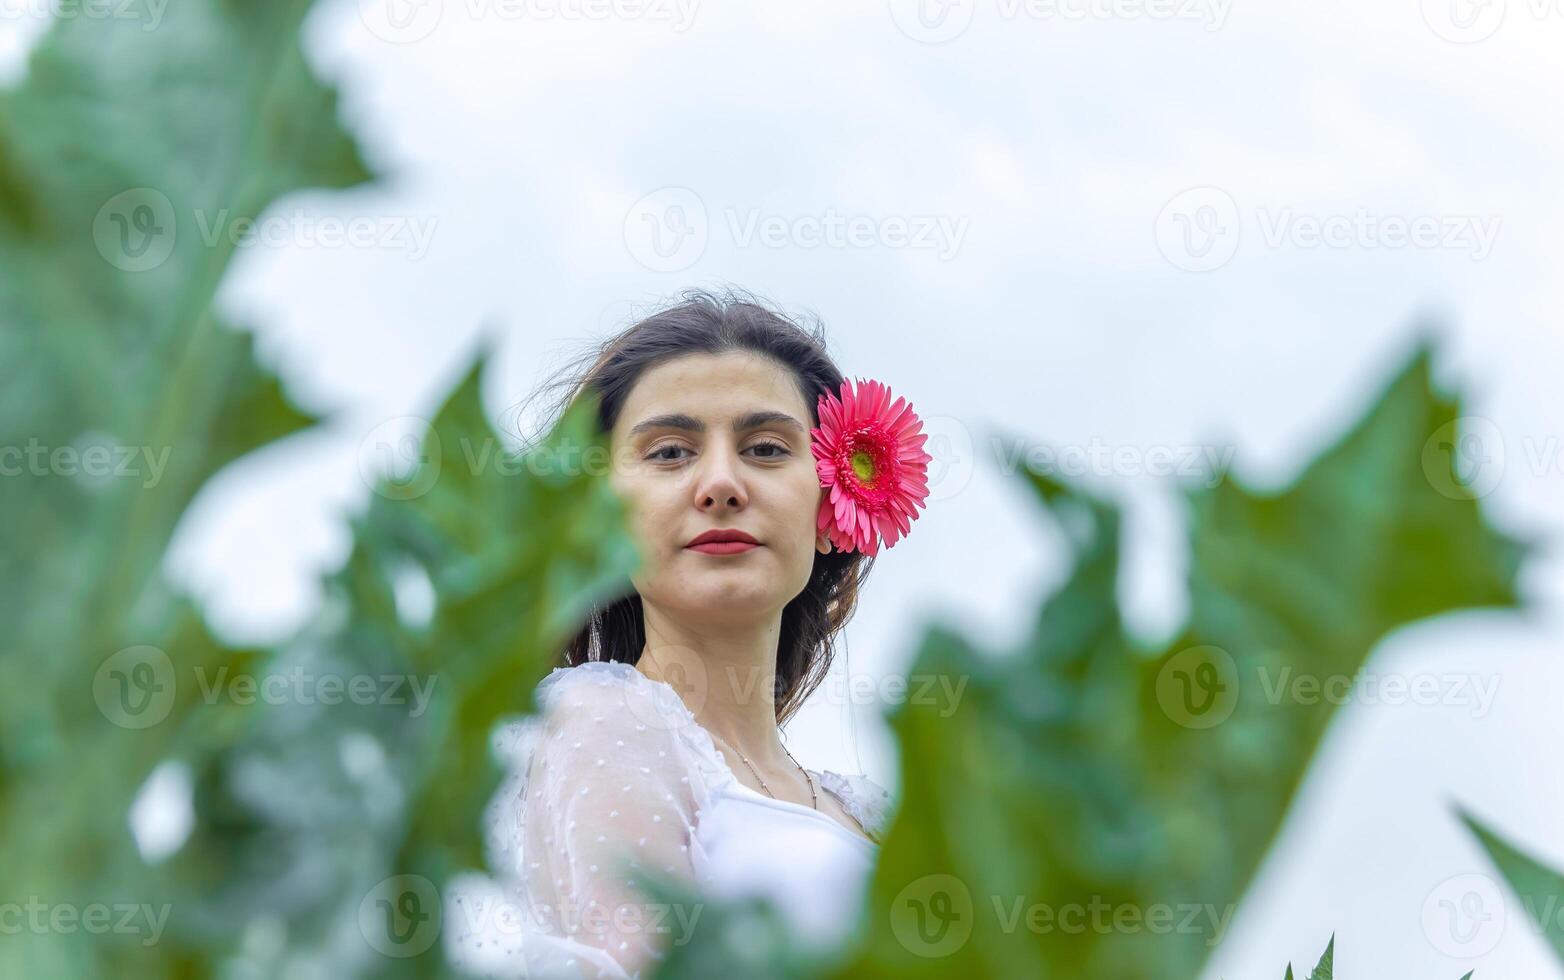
[[748, 441, 791, 459], [644, 441, 790, 463]]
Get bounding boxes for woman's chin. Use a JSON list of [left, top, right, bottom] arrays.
[[673, 580, 785, 618]]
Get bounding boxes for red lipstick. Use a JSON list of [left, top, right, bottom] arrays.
[[685, 528, 761, 555]]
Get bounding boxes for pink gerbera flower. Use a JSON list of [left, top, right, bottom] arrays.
[[811, 378, 932, 556]]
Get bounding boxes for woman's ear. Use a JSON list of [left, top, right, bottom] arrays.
[[816, 531, 831, 555]]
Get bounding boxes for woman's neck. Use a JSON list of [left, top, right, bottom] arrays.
[[634, 604, 788, 767]]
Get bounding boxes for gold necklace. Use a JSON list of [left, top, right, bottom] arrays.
[[710, 731, 818, 811]]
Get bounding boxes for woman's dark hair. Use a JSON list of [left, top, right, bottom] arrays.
[[523, 287, 872, 725]]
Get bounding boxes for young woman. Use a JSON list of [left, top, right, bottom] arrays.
[[492, 289, 929, 978]]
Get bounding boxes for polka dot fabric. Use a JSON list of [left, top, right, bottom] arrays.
[[469, 660, 893, 979]]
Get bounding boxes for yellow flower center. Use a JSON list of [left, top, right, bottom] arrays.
[[851, 450, 876, 485]]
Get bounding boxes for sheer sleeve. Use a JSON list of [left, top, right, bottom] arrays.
[[508, 662, 729, 979], [818, 769, 895, 844]]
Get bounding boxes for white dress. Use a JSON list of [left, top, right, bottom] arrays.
[[470, 660, 895, 979]]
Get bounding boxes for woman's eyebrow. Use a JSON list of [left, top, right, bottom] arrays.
[[628, 410, 806, 437]]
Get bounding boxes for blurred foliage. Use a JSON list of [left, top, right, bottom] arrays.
[[1, 3, 1550, 980], [0, 1, 637, 977], [153, 356, 639, 978], [811, 347, 1526, 980], [1, 0, 366, 974]]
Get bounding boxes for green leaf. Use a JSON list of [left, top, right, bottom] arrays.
[[0, 0, 368, 975], [825, 344, 1526, 979], [1458, 809, 1564, 966], [1308, 935, 1334, 980], [162, 349, 640, 976]]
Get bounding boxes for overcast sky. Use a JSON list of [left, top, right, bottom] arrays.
[[9, 0, 1564, 975]]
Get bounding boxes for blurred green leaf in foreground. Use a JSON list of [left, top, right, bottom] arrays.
[[0, 1, 639, 976], [810, 345, 1527, 980], [0, 0, 367, 974]]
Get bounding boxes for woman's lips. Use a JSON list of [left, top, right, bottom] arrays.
[[686, 541, 760, 555]]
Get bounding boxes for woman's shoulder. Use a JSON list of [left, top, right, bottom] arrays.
[[533, 658, 654, 706], [815, 768, 896, 843], [533, 660, 700, 734], [511, 659, 735, 789]]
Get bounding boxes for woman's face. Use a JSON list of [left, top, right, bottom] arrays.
[[608, 351, 828, 623]]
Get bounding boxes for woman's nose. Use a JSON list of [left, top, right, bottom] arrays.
[[693, 450, 748, 511]]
